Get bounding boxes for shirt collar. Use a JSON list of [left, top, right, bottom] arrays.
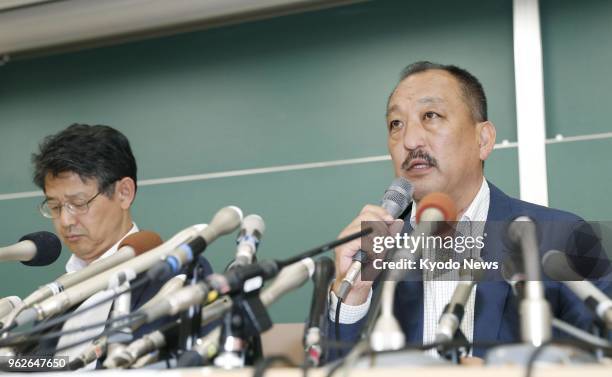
[[65, 223, 139, 273], [409, 178, 489, 226]]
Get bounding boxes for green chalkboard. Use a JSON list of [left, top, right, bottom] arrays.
[[0, 0, 519, 322]]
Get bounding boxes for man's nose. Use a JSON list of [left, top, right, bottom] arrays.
[[58, 206, 76, 228], [402, 121, 426, 151]]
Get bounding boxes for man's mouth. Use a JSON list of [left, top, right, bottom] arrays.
[[401, 151, 438, 173], [65, 234, 83, 242], [406, 159, 434, 171]]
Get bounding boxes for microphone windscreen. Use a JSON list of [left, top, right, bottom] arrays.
[[119, 231, 163, 255], [19, 231, 61, 266], [416, 192, 457, 223]]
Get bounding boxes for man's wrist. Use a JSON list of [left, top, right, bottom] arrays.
[[329, 288, 372, 324]]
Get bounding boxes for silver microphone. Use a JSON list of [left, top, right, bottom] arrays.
[[338, 178, 412, 300], [508, 216, 551, 346], [434, 262, 485, 343]]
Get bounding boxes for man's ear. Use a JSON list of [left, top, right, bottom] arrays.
[[477, 120, 496, 161], [115, 177, 136, 209]]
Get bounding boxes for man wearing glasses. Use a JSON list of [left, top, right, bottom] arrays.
[[31, 124, 152, 368], [34, 124, 137, 268]]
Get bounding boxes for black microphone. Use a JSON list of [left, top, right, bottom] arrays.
[[304, 257, 335, 366], [0, 231, 61, 266]]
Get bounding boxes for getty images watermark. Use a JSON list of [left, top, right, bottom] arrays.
[[371, 232, 494, 271], [359, 220, 612, 282]]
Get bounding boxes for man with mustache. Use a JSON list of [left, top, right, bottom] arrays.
[[328, 62, 611, 362], [31, 124, 211, 368]]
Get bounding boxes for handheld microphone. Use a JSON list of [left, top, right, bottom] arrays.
[[179, 258, 316, 367], [22, 231, 162, 307], [0, 231, 61, 266], [370, 192, 457, 351], [229, 214, 265, 269], [338, 177, 413, 300], [434, 261, 485, 344], [305, 257, 335, 366], [147, 206, 243, 282], [15, 224, 207, 326], [542, 249, 612, 329], [507, 216, 551, 346]]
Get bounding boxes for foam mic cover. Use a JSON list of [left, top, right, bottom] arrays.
[[119, 230, 164, 255], [416, 192, 457, 223], [19, 231, 61, 266]]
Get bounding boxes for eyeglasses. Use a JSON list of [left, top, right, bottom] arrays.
[[39, 192, 102, 219]]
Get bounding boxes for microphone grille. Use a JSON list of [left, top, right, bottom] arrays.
[[19, 231, 62, 266], [381, 177, 413, 218]]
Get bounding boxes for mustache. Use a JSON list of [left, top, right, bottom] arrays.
[[401, 150, 438, 170]]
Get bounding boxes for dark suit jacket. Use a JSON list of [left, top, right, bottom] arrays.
[[327, 182, 612, 359]]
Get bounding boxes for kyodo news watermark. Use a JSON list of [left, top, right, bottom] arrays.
[[358, 220, 612, 282]]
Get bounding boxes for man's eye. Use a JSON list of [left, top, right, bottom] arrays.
[[47, 203, 61, 211], [70, 202, 88, 209], [388, 120, 403, 131], [424, 111, 440, 120]]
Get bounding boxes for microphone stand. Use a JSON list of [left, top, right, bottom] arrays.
[[214, 288, 270, 369], [177, 260, 205, 354]]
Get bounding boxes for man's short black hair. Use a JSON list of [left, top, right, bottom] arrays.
[[32, 124, 137, 196], [394, 61, 488, 122]]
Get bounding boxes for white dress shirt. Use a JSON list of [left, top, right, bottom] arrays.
[[330, 179, 490, 354], [56, 223, 138, 369]]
